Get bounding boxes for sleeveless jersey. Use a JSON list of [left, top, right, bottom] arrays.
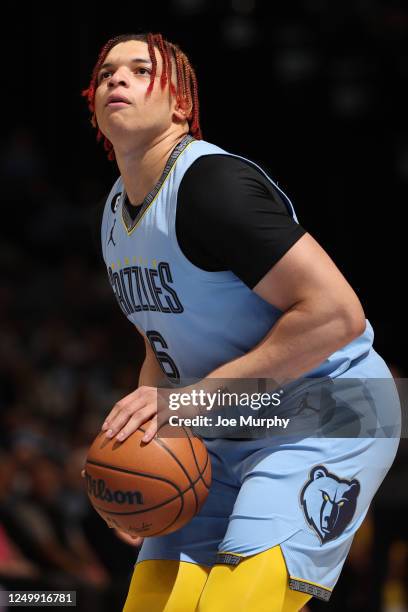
[[101, 135, 376, 384]]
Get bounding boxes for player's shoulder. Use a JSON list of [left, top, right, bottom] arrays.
[[185, 152, 261, 177], [105, 176, 123, 214], [181, 152, 271, 197]]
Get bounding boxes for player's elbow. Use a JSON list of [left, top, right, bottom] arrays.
[[335, 299, 367, 342]]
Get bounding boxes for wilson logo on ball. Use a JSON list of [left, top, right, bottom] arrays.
[[86, 474, 144, 505], [84, 425, 212, 536]]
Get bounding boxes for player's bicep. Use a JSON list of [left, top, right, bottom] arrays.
[[253, 232, 366, 326]]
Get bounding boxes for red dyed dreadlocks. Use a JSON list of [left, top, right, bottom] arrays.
[[81, 32, 202, 162]]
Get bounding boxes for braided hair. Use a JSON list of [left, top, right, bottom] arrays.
[[81, 32, 202, 162]]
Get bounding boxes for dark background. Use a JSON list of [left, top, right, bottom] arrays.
[[0, 1, 407, 610]]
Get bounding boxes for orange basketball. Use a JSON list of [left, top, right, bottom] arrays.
[[84, 420, 211, 538]]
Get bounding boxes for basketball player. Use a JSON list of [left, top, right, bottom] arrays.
[[82, 32, 401, 611]]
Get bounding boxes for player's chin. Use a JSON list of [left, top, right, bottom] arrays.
[[106, 106, 132, 115]]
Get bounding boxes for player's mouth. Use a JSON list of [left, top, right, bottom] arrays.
[[107, 102, 131, 109], [106, 94, 131, 108]]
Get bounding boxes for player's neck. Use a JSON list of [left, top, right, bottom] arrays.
[[114, 131, 188, 206]]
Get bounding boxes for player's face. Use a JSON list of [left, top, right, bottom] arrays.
[[94, 40, 178, 145]]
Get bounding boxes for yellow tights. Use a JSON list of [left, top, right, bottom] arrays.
[[122, 545, 311, 611]]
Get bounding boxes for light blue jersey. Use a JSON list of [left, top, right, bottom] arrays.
[[101, 134, 377, 383], [101, 134, 400, 602]]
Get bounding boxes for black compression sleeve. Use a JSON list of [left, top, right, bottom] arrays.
[[175, 154, 307, 289]]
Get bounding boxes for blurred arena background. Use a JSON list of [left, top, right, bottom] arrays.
[[1, 1, 407, 610]]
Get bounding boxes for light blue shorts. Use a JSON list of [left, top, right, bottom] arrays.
[[135, 351, 401, 602]]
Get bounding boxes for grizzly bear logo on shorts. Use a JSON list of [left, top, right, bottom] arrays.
[[300, 465, 360, 544]]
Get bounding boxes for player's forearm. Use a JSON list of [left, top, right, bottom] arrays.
[[202, 298, 364, 388]]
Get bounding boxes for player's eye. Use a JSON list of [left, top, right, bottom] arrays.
[[136, 68, 150, 75], [99, 71, 111, 82], [323, 493, 329, 502], [98, 67, 150, 83], [338, 501, 344, 506]]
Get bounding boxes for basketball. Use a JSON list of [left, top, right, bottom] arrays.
[[84, 420, 211, 538]]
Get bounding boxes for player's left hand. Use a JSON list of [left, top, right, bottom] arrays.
[[113, 528, 144, 547], [100, 386, 184, 444]]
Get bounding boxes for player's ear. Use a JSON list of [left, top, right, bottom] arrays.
[[173, 97, 192, 123]]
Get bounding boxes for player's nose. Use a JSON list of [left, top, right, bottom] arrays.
[[107, 66, 131, 87]]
